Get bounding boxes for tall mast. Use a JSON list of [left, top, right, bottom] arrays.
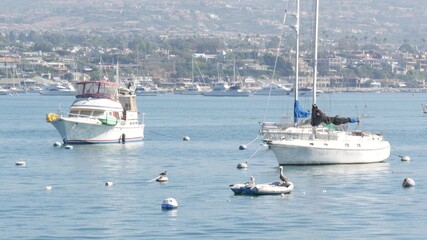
[[313, 0, 319, 105], [233, 59, 236, 82], [191, 54, 194, 84], [294, 0, 300, 102]]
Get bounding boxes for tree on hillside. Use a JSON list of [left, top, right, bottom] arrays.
[[399, 43, 415, 53], [261, 54, 293, 77]]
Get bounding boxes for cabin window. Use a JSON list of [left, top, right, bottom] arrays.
[[92, 111, 104, 117], [76, 84, 84, 95], [357, 144, 361, 147], [79, 110, 92, 117], [84, 83, 99, 94], [345, 143, 350, 147], [99, 84, 106, 96], [69, 110, 79, 117]]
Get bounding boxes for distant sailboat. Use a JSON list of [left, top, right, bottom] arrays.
[[203, 61, 251, 97], [261, 0, 390, 165], [178, 55, 204, 95]]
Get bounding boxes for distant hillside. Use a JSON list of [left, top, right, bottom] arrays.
[[0, 0, 426, 44]]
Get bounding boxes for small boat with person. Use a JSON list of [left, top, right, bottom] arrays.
[[229, 167, 294, 195]]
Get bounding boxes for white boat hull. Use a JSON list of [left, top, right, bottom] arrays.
[[202, 91, 251, 97], [40, 91, 76, 96], [268, 138, 390, 165], [51, 117, 144, 144]]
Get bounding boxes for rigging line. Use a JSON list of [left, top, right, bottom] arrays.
[[390, 152, 409, 158], [244, 134, 264, 146], [262, 0, 291, 123], [146, 130, 178, 139], [194, 58, 207, 83], [248, 144, 269, 160]]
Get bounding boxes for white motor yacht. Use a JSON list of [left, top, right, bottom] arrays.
[[46, 80, 144, 144]]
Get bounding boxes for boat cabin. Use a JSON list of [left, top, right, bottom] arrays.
[[75, 81, 118, 100]]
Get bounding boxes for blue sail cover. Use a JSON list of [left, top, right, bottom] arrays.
[[294, 100, 310, 123]]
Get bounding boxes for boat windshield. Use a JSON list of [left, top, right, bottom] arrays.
[[76, 81, 118, 99]]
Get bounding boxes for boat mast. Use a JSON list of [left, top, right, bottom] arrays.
[[191, 54, 194, 84], [294, 0, 300, 103], [233, 59, 236, 83], [313, 0, 319, 105]]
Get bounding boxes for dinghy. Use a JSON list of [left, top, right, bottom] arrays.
[[229, 176, 294, 195]]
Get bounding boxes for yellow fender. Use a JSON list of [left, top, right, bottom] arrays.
[[46, 113, 59, 122]]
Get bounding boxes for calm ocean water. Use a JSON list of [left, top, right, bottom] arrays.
[[1, 92, 426, 239]]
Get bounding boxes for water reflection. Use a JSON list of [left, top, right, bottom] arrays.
[[59, 142, 145, 173], [288, 162, 390, 178], [162, 209, 178, 217]]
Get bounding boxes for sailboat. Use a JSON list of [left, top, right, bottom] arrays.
[[203, 60, 251, 97], [261, 0, 390, 165], [177, 55, 204, 95]]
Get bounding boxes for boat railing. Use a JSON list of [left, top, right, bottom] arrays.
[[68, 112, 101, 120], [260, 122, 292, 140]]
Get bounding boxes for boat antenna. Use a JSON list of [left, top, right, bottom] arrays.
[[313, 0, 319, 105], [116, 61, 119, 84], [99, 56, 103, 80], [191, 54, 194, 84]]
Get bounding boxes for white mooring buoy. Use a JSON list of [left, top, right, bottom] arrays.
[[64, 145, 73, 150], [183, 136, 190, 141], [161, 198, 178, 210], [105, 181, 114, 187], [402, 178, 415, 188], [239, 144, 247, 150], [236, 161, 248, 169], [53, 142, 62, 147], [156, 176, 168, 183], [400, 156, 411, 161]]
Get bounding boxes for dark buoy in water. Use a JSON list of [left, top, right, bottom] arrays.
[[402, 178, 415, 188], [183, 136, 190, 141], [161, 198, 178, 209], [64, 145, 73, 150], [236, 161, 248, 169], [53, 142, 62, 147], [239, 144, 247, 150], [15, 160, 26, 166], [400, 156, 411, 161]]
